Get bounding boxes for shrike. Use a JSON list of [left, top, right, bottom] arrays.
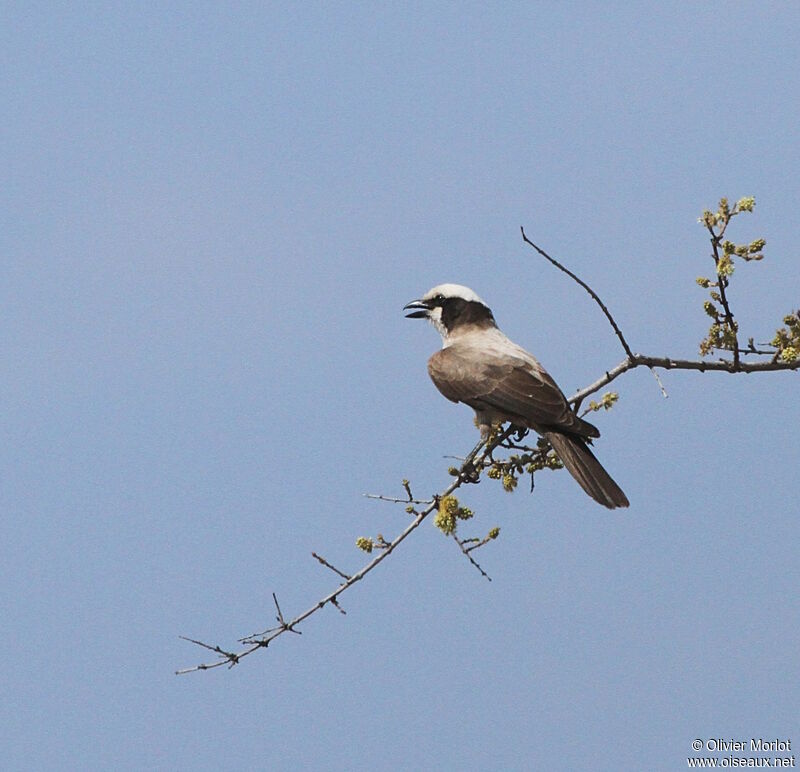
[[404, 284, 629, 509]]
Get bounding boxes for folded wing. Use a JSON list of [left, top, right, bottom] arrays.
[[427, 347, 599, 439]]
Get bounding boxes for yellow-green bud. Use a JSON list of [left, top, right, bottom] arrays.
[[439, 495, 459, 515], [716, 255, 734, 276], [356, 537, 374, 553], [600, 392, 618, 409], [456, 506, 474, 520], [488, 527, 500, 540], [502, 474, 517, 492], [434, 495, 459, 535], [780, 346, 798, 363], [698, 210, 715, 227], [736, 196, 755, 212], [434, 509, 457, 535]]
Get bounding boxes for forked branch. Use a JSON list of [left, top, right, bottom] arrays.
[[178, 209, 797, 674]]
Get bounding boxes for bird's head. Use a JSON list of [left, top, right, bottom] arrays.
[[404, 283, 495, 338]]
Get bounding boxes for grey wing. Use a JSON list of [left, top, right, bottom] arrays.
[[428, 347, 598, 438]]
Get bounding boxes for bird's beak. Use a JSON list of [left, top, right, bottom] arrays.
[[403, 299, 431, 319]]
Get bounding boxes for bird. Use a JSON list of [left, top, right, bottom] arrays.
[[404, 283, 629, 509]]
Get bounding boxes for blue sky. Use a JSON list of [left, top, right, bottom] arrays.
[[2, 3, 799, 770]]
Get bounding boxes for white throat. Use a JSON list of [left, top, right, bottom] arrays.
[[427, 306, 449, 344]]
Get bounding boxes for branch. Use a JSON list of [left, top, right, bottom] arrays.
[[177, 434, 505, 674], [518, 225, 798, 406], [569, 353, 800, 406]]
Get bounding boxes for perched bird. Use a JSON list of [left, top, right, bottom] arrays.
[[404, 283, 629, 509]]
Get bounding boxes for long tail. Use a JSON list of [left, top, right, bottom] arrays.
[[545, 432, 629, 509]]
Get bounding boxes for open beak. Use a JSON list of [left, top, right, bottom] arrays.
[[403, 299, 431, 319]]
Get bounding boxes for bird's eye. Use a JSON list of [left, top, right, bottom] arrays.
[[434, 294, 445, 304]]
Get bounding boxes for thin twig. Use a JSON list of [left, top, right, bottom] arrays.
[[329, 596, 346, 615], [363, 493, 432, 505], [272, 592, 299, 634], [520, 227, 634, 359], [272, 592, 285, 624], [464, 536, 495, 554], [453, 535, 492, 581], [311, 552, 351, 581]]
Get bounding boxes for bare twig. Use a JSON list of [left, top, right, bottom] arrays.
[[311, 552, 351, 581], [329, 596, 346, 615], [272, 592, 299, 634], [463, 535, 497, 554], [363, 493, 432, 505], [520, 227, 634, 359], [178, 637, 240, 668], [453, 535, 492, 581]]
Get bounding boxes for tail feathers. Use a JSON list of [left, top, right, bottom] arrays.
[[545, 432, 629, 509]]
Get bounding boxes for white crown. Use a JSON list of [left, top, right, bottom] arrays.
[[422, 284, 486, 305]]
